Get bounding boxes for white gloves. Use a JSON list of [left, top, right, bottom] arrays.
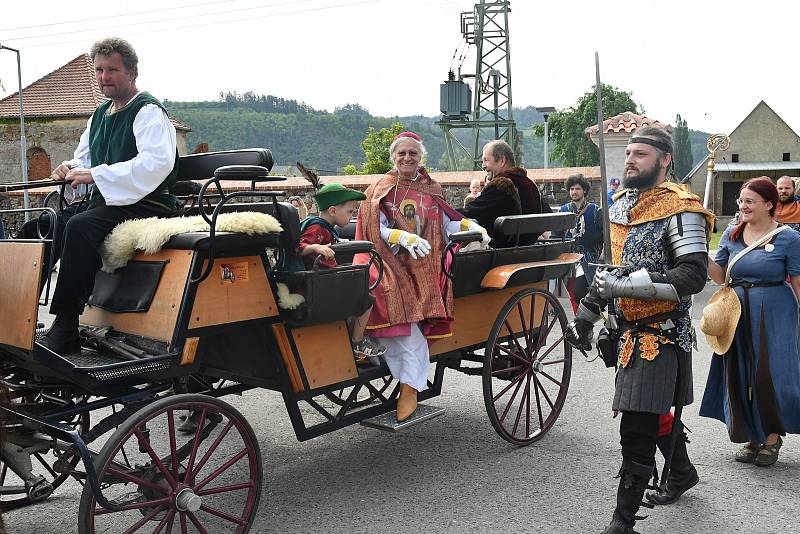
[[388, 229, 431, 259], [459, 218, 491, 245]]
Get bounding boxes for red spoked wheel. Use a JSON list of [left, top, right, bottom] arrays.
[[482, 288, 572, 445], [78, 394, 262, 533]]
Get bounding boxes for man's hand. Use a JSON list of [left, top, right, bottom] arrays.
[[595, 268, 632, 299], [460, 218, 491, 245], [65, 167, 94, 189], [566, 318, 594, 352], [51, 161, 74, 180], [395, 231, 431, 259]]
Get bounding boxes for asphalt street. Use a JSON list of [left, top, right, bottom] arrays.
[[4, 283, 798, 533]]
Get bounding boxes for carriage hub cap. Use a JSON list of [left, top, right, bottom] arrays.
[[532, 359, 544, 373], [175, 488, 202, 512]]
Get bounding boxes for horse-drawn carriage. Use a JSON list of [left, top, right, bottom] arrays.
[[0, 149, 580, 532]]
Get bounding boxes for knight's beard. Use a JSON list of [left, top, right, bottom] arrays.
[[780, 195, 794, 204], [623, 163, 660, 190]]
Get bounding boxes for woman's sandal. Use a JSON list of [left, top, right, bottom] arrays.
[[754, 436, 782, 467], [735, 443, 760, 464]]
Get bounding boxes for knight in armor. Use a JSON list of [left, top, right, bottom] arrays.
[[566, 127, 714, 534]]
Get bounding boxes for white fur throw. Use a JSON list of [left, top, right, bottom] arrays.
[[101, 212, 282, 272], [276, 282, 305, 310]]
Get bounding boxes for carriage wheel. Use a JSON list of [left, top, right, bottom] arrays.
[[324, 376, 395, 408], [77, 394, 262, 534], [0, 382, 90, 508], [482, 288, 572, 445]]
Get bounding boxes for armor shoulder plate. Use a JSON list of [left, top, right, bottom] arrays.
[[666, 212, 708, 258]]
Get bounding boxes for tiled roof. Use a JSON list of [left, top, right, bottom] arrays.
[[585, 111, 671, 137], [0, 54, 191, 131]]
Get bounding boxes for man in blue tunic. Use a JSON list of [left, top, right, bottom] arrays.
[[555, 173, 603, 313], [37, 37, 179, 355], [567, 127, 713, 533]]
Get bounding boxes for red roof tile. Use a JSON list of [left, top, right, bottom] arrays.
[[0, 54, 191, 131], [584, 111, 671, 137]]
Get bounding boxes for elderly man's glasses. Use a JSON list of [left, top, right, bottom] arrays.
[[735, 198, 765, 206]]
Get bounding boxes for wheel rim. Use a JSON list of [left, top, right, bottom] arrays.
[[483, 288, 572, 445], [85, 398, 260, 533]]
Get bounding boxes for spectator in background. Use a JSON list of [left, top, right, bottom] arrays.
[[554, 174, 603, 314], [463, 178, 484, 207], [288, 195, 309, 219], [607, 177, 620, 206], [774, 176, 800, 232]]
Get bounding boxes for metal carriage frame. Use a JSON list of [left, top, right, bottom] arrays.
[[0, 148, 580, 532]]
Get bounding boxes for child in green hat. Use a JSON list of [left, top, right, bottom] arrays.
[[296, 183, 386, 361]]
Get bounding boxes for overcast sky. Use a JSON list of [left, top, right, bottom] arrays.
[[0, 0, 795, 137]]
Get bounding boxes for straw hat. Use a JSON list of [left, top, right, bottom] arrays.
[[700, 287, 741, 355]]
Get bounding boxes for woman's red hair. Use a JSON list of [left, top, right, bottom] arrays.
[[729, 176, 779, 241]]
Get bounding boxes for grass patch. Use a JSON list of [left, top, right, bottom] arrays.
[[709, 229, 723, 251]]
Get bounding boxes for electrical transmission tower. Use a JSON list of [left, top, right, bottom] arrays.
[[436, 0, 519, 170]]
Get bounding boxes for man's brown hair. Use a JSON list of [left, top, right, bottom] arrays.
[[90, 37, 138, 74]]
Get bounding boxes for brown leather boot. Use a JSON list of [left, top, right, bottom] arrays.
[[396, 383, 418, 421]]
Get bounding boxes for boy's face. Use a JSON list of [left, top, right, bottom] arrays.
[[330, 200, 358, 226]]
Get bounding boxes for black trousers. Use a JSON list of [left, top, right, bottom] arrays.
[[619, 411, 660, 468], [37, 202, 173, 317]]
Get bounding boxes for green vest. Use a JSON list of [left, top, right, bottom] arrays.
[[88, 92, 179, 211]]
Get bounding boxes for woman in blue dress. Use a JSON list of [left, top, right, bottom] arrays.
[[702, 177, 800, 466]]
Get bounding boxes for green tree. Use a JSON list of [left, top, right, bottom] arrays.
[[672, 113, 694, 180], [532, 84, 641, 167], [344, 122, 405, 175]]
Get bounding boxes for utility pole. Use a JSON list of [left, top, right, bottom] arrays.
[[0, 43, 30, 221], [436, 0, 518, 170]]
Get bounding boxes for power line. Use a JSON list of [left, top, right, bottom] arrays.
[[0, 0, 234, 33], [14, 0, 385, 49], [2, 0, 320, 43]]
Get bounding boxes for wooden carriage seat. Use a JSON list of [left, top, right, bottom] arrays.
[[450, 212, 579, 297], [81, 149, 285, 345]]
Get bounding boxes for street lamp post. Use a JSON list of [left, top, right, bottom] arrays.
[[536, 106, 556, 169], [0, 43, 30, 221]]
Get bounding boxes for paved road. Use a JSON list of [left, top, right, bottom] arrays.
[[5, 285, 798, 533]]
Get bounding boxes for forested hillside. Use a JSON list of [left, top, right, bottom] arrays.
[[165, 92, 710, 174]]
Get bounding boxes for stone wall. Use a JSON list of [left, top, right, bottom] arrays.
[[1, 119, 86, 184], [1, 118, 190, 185]]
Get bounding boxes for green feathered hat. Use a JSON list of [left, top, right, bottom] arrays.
[[313, 183, 366, 211]]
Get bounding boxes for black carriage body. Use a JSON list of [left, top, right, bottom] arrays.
[[0, 148, 581, 529]]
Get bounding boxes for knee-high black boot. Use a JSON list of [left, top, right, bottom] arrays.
[[601, 459, 653, 534], [646, 431, 699, 505]]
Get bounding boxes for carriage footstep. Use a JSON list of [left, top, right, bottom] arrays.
[[360, 404, 445, 432]]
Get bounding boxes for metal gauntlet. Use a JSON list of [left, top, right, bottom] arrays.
[[597, 268, 680, 302]]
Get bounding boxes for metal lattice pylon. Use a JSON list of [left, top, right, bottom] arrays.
[[437, 0, 519, 170]]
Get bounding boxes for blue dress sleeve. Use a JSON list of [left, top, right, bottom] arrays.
[[784, 230, 800, 277], [714, 227, 732, 270]]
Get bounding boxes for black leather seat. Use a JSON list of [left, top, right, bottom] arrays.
[[449, 212, 577, 297]]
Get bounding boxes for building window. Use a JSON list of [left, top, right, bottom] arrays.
[[731, 154, 739, 163], [783, 152, 791, 161]]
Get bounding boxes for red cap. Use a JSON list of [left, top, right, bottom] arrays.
[[392, 131, 422, 142]]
